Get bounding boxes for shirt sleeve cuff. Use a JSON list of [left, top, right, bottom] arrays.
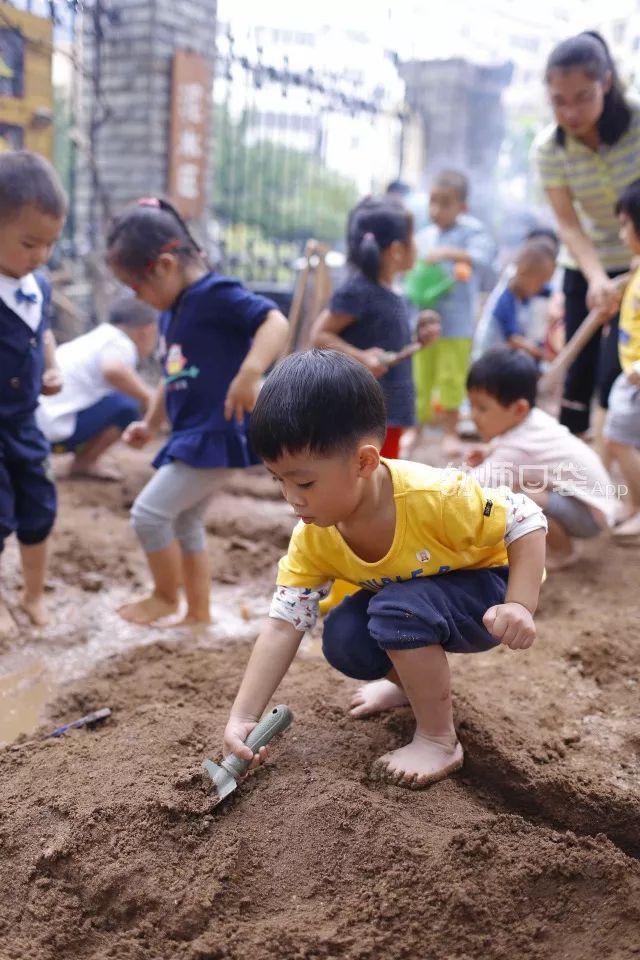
[[269, 582, 333, 633], [502, 488, 548, 546]]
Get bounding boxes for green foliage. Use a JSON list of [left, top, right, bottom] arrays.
[[211, 103, 357, 243]]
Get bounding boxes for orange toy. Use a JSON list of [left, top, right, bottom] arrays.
[[454, 262, 472, 282]]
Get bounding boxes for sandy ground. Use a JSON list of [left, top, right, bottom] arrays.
[[0, 439, 639, 960]]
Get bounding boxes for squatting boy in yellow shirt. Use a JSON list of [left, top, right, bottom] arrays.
[[221, 350, 547, 789]]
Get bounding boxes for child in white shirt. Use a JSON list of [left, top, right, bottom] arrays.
[[467, 349, 619, 569], [37, 297, 157, 480]]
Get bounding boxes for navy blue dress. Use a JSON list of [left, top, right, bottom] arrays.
[[154, 272, 278, 470], [330, 272, 415, 427], [0, 273, 56, 549]]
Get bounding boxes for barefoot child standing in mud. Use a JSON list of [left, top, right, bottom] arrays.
[[223, 350, 547, 787], [0, 151, 67, 634], [105, 198, 288, 625]]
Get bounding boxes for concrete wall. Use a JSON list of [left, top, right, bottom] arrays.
[[74, 0, 216, 253], [399, 58, 513, 228]]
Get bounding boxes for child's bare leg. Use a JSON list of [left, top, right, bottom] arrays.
[[349, 668, 408, 717], [373, 644, 463, 788], [118, 541, 181, 624], [19, 540, 49, 626], [178, 548, 211, 625], [68, 427, 123, 480], [441, 409, 462, 457]]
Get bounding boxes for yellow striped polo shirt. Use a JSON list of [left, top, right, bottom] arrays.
[[533, 103, 640, 271]]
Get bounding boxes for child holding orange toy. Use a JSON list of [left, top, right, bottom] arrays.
[[411, 171, 494, 456]]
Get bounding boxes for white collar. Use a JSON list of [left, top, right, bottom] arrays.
[[0, 272, 43, 332]]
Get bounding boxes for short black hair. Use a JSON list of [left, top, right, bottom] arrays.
[[0, 150, 67, 223], [249, 349, 387, 461], [467, 348, 538, 408], [386, 180, 411, 198], [615, 177, 640, 236], [109, 296, 158, 329], [526, 226, 560, 257], [432, 169, 469, 203]]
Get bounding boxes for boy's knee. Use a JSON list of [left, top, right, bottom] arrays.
[[322, 592, 391, 680], [130, 498, 173, 553]]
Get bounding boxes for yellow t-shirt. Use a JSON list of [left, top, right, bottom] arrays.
[[276, 459, 509, 592], [619, 266, 640, 372]]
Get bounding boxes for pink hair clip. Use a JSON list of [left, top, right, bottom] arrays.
[[137, 197, 161, 208], [363, 232, 375, 241]]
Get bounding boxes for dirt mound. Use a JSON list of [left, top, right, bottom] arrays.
[[1, 444, 639, 959], [1, 635, 639, 960]]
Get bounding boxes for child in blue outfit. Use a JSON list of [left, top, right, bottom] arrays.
[[473, 239, 557, 361], [412, 170, 494, 455], [0, 151, 67, 635], [106, 198, 289, 625], [222, 350, 547, 789]]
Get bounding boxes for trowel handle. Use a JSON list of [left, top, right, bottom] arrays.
[[221, 704, 293, 780]]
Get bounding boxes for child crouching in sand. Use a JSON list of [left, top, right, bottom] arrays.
[[467, 349, 618, 570], [222, 350, 546, 788]]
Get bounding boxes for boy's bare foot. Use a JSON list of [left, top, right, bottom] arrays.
[[349, 679, 408, 718], [372, 732, 463, 788], [0, 600, 17, 637], [117, 593, 179, 624], [21, 595, 49, 627]]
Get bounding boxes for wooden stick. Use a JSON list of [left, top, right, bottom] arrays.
[[538, 273, 630, 393], [379, 341, 424, 369], [286, 241, 314, 354]]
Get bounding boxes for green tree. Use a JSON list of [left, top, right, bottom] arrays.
[[211, 103, 357, 243]]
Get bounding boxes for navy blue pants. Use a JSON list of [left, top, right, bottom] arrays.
[[0, 418, 56, 552], [322, 567, 509, 681], [57, 392, 140, 452]]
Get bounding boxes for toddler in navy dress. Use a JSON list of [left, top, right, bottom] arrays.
[[106, 198, 289, 625], [311, 196, 440, 459], [0, 151, 67, 634]]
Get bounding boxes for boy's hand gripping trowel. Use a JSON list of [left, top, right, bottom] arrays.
[[202, 704, 293, 804]]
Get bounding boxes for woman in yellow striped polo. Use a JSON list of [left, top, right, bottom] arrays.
[[534, 31, 640, 437]]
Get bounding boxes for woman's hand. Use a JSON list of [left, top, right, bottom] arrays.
[[224, 368, 261, 422], [586, 274, 621, 315]]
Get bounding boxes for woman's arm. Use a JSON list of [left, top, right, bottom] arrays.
[[310, 308, 388, 378], [545, 186, 622, 311]]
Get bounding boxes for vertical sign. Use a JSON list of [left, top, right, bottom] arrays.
[[168, 49, 209, 220], [0, 0, 53, 158]]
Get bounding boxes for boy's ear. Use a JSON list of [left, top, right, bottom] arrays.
[[513, 398, 531, 418], [357, 443, 380, 478]]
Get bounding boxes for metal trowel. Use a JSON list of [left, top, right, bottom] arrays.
[[202, 704, 293, 804]]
